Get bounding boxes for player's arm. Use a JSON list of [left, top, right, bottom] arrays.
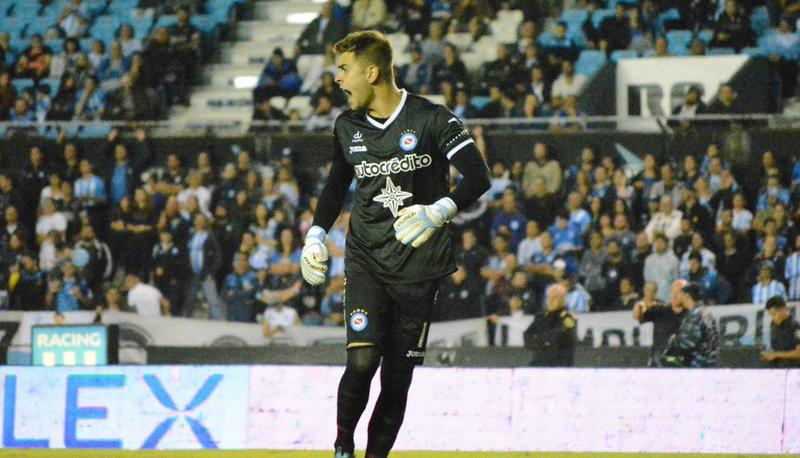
[[394, 110, 490, 248], [302, 130, 354, 285]]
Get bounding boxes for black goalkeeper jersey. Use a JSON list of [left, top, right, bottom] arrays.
[[333, 90, 475, 284]]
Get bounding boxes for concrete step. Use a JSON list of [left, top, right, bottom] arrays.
[[204, 63, 263, 87], [235, 20, 305, 42], [222, 39, 298, 65], [190, 87, 254, 109], [253, 0, 323, 21]]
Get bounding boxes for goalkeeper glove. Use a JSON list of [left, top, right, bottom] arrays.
[[393, 197, 458, 248], [301, 225, 328, 285]]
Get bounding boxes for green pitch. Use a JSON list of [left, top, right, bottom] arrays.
[[0, 451, 781, 457]]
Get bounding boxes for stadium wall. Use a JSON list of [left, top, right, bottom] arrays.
[[0, 365, 796, 453]]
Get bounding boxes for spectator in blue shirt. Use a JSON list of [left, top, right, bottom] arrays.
[[9, 99, 35, 123], [223, 254, 259, 322], [549, 212, 583, 255], [74, 77, 106, 121], [254, 47, 301, 103], [397, 42, 431, 94], [74, 159, 107, 208], [682, 251, 719, 304], [757, 175, 791, 212], [47, 261, 90, 312], [566, 191, 592, 235], [491, 190, 528, 251]]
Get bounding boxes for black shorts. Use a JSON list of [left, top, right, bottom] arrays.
[[344, 262, 441, 365]]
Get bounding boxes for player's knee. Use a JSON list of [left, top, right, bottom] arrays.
[[346, 345, 381, 377]]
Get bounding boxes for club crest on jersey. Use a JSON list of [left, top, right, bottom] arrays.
[[352, 131, 363, 143], [350, 309, 369, 332], [399, 131, 418, 152]]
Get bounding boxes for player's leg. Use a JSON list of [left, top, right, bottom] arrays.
[[335, 345, 381, 454], [364, 355, 416, 458], [335, 264, 389, 455], [364, 278, 439, 457]]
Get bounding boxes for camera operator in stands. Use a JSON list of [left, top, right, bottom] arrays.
[[633, 279, 688, 367], [761, 296, 800, 367]]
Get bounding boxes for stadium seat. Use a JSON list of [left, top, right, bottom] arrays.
[[154, 14, 178, 30], [24, 21, 52, 38], [191, 14, 218, 35], [460, 52, 483, 73], [708, 47, 735, 55], [46, 38, 64, 54], [40, 78, 60, 96], [496, 9, 523, 26], [79, 38, 95, 52], [592, 9, 612, 29], [90, 15, 121, 42], [473, 35, 498, 61], [697, 29, 714, 44], [0, 0, 13, 16], [445, 33, 472, 52], [10, 78, 33, 95], [666, 29, 692, 55], [750, 6, 769, 37], [575, 50, 607, 77], [78, 124, 112, 138], [655, 8, 680, 34], [129, 15, 153, 39], [611, 49, 638, 61], [269, 96, 286, 111], [296, 54, 324, 81], [107, 0, 139, 17], [0, 17, 27, 37], [385, 32, 410, 53], [470, 96, 491, 111], [561, 9, 589, 26], [741, 46, 764, 56], [490, 19, 517, 44], [286, 95, 312, 119]]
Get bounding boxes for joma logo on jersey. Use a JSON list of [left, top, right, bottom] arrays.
[[354, 154, 432, 178], [349, 145, 367, 153]]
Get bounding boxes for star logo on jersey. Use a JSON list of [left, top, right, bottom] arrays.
[[373, 177, 412, 217], [352, 131, 363, 143]]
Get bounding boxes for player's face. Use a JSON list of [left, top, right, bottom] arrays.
[[335, 52, 372, 110]]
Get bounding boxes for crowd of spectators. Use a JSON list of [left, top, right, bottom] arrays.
[[2, 122, 800, 336], [0, 1, 212, 123], [252, 0, 798, 131]]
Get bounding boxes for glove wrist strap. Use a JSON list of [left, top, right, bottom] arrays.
[[306, 225, 327, 244], [434, 197, 458, 222]]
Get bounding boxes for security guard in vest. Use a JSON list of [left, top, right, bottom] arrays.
[[524, 282, 577, 366]]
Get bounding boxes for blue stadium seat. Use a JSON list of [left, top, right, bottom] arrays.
[[90, 15, 121, 39], [742, 46, 764, 56], [24, 21, 53, 38], [0, 0, 14, 16], [129, 15, 153, 39], [708, 47, 735, 55], [666, 29, 692, 55], [191, 14, 218, 35], [655, 8, 680, 34], [575, 49, 607, 77], [154, 14, 178, 30], [611, 49, 638, 61], [78, 124, 112, 138], [79, 37, 95, 52], [40, 78, 60, 96], [750, 6, 770, 37], [537, 31, 556, 47], [470, 96, 491, 111], [10, 78, 33, 95], [0, 16, 28, 37], [107, 0, 139, 17], [9, 37, 27, 52], [46, 38, 64, 54], [697, 29, 714, 44], [591, 9, 612, 29], [561, 9, 588, 26]]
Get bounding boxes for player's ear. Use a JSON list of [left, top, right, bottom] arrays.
[[365, 64, 379, 84]]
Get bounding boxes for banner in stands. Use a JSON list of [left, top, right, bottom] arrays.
[[0, 303, 783, 364], [0, 365, 796, 453], [615, 55, 748, 130]]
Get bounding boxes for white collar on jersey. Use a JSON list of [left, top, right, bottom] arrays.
[[365, 89, 407, 130]]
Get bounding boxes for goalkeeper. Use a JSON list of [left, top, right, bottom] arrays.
[[300, 31, 490, 458]]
